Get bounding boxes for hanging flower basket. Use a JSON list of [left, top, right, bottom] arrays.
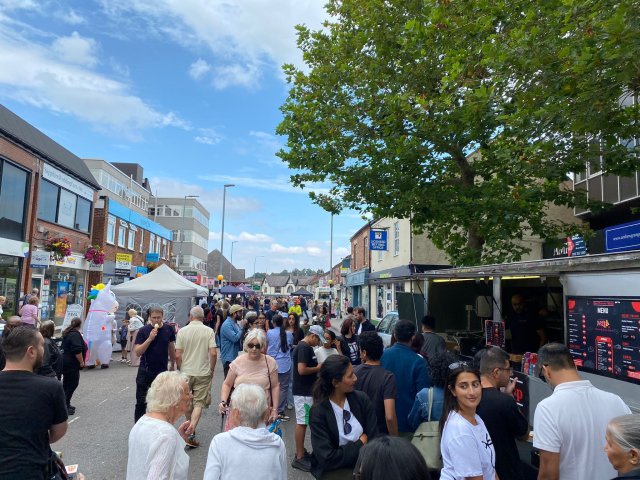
[[84, 245, 105, 265], [147, 261, 158, 271], [45, 237, 72, 262]]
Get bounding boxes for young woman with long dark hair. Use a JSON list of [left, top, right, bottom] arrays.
[[286, 312, 304, 345], [61, 317, 87, 415], [309, 355, 378, 479], [266, 314, 294, 420], [439, 362, 497, 480]]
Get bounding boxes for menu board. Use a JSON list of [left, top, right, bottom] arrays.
[[567, 297, 640, 384]]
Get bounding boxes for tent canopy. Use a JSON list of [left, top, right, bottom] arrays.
[[219, 285, 244, 295], [111, 264, 208, 297], [292, 288, 314, 297]]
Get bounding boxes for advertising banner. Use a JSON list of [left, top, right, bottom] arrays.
[[115, 253, 133, 276], [369, 230, 387, 251]]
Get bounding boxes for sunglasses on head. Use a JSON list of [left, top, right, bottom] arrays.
[[449, 361, 470, 371], [247, 343, 261, 350]]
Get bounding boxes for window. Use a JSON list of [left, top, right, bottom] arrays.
[[107, 215, 116, 244], [37, 178, 92, 232], [127, 229, 135, 250], [378, 250, 383, 262], [0, 161, 29, 241], [75, 198, 91, 232], [139, 229, 144, 253], [353, 243, 357, 268], [275, 287, 282, 294], [118, 225, 126, 247], [161, 239, 167, 259], [149, 234, 155, 254], [394, 222, 400, 256], [38, 180, 59, 223]]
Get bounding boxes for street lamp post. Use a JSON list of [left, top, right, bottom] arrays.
[[179, 195, 199, 275], [219, 184, 235, 280], [329, 213, 334, 319], [229, 240, 238, 281], [253, 255, 264, 284]]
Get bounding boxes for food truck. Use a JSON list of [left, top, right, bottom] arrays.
[[414, 250, 640, 417]]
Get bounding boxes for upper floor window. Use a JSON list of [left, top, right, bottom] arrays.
[[394, 222, 400, 256], [128, 226, 136, 250], [118, 224, 126, 247], [0, 160, 29, 241], [37, 179, 92, 233], [107, 215, 116, 244]]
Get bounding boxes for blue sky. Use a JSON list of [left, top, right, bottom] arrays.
[[0, 0, 363, 274]]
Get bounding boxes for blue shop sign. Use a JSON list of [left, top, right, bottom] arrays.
[[369, 230, 387, 251], [146, 253, 160, 262], [605, 220, 640, 253]]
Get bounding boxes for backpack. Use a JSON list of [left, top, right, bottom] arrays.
[[411, 387, 442, 471]]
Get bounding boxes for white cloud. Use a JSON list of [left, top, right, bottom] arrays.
[[98, 0, 328, 89], [148, 176, 262, 218], [198, 173, 330, 195], [270, 243, 324, 257], [0, 25, 188, 139], [250, 130, 281, 152], [57, 9, 85, 25], [335, 246, 350, 257], [52, 32, 98, 67], [230, 232, 274, 243], [189, 58, 210, 80], [194, 127, 222, 145]]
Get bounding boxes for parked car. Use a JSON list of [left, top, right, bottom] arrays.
[[376, 310, 399, 348]]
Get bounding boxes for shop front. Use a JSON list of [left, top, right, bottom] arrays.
[[346, 268, 369, 314], [34, 253, 92, 326], [0, 238, 29, 318]]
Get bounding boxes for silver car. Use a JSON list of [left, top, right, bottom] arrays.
[[375, 311, 399, 348]]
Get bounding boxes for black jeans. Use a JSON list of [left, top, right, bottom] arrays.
[[135, 368, 159, 423], [223, 361, 231, 379], [62, 365, 80, 406]]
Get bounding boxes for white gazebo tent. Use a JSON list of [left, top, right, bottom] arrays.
[[111, 264, 208, 325]]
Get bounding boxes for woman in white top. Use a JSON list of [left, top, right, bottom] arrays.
[[126, 371, 193, 480], [439, 361, 497, 480], [315, 329, 343, 364]]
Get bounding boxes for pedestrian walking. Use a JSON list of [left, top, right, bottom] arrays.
[[126, 371, 192, 480], [219, 304, 247, 378], [338, 316, 361, 366], [36, 320, 63, 379], [133, 306, 176, 423], [175, 306, 217, 448], [61, 317, 87, 415], [118, 318, 129, 362], [266, 314, 294, 420], [0, 326, 68, 479]]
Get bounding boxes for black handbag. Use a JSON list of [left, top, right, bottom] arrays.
[[48, 450, 69, 480]]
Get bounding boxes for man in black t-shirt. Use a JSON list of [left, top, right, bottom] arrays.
[[506, 294, 547, 354], [0, 326, 68, 479], [265, 301, 279, 329], [291, 325, 323, 472], [354, 332, 398, 435], [476, 346, 529, 480], [133, 306, 176, 422]]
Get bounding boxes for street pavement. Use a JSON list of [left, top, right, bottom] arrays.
[[55, 353, 315, 480]]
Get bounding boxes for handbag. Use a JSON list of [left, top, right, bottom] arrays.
[[47, 450, 70, 480], [411, 387, 442, 471], [264, 355, 282, 437]]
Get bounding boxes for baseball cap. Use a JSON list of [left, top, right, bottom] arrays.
[[229, 304, 245, 315], [308, 325, 324, 340]]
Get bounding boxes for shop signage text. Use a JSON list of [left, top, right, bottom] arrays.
[[115, 253, 133, 276], [369, 230, 387, 251], [605, 220, 640, 253], [30, 250, 51, 268], [43, 163, 94, 201], [146, 253, 160, 262]]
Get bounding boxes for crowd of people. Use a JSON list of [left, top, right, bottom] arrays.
[[1, 293, 640, 480]]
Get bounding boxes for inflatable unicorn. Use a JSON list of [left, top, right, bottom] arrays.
[[84, 281, 119, 367]]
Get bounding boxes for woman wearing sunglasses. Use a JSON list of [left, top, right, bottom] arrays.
[[439, 362, 497, 480], [309, 355, 378, 479], [219, 329, 280, 428]]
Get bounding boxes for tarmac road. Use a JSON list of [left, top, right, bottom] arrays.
[[54, 352, 314, 480]]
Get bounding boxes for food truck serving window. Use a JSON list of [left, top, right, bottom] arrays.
[[567, 296, 640, 384]]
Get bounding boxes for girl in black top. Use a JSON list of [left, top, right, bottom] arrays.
[[338, 317, 361, 366], [309, 355, 378, 479], [61, 317, 87, 414]]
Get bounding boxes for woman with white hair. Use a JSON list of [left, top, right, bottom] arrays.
[[126, 371, 193, 480], [127, 308, 144, 367], [606, 414, 640, 479], [219, 329, 279, 427], [205, 384, 287, 480]]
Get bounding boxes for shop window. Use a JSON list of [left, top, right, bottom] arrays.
[[0, 161, 29, 241], [38, 179, 59, 223], [127, 229, 135, 250], [57, 189, 77, 229], [107, 215, 116, 244], [74, 197, 91, 232], [118, 225, 126, 247]]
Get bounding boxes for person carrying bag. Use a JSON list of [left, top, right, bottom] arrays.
[[411, 387, 442, 471]]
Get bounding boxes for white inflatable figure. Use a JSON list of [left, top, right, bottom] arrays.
[[84, 281, 119, 367]]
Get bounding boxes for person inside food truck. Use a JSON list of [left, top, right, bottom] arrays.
[[505, 294, 547, 354]]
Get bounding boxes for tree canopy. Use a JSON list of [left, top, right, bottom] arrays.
[[277, 0, 640, 265]]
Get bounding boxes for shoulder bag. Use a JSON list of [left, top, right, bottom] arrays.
[[265, 355, 282, 437], [411, 387, 442, 471]]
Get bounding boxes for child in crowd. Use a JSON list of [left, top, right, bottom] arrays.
[[119, 319, 129, 363]]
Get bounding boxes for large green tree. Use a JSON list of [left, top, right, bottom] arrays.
[[277, 0, 640, 265]]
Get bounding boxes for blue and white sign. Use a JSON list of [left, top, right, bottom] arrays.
[[146, 253, 160, 262], [369, 229, 387, 251], [605, 220, 640, 253]]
